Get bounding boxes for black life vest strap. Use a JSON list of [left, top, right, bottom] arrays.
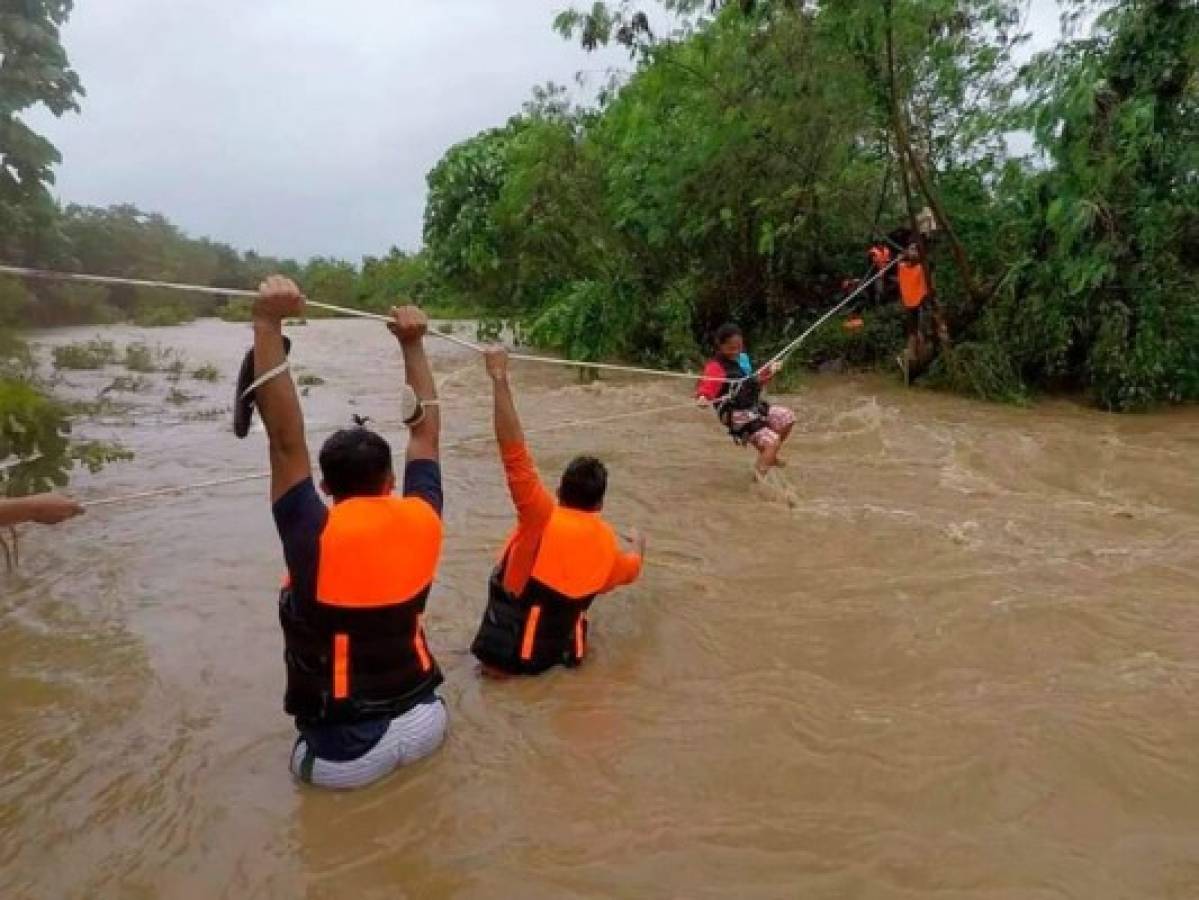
[[711, 356, 767, 444]]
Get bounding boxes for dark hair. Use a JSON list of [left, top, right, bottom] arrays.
[[714, 323, 742, 347], [319, 428, 394, 500], [558, 455, 608, 511]]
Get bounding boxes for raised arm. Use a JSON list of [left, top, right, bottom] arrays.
[[485, 347, 553, 528], [485, 347, 525, 446], [252, 276, 309, 503], [0, 494, 83, 528], [388, 306, 439, 464]]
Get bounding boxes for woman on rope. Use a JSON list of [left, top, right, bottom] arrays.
[[0, 493, 82, 527], [696, 324, 795, 477], [470, 347, 646, 677], [245, 276, 447, 791]]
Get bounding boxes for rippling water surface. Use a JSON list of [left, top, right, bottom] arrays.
[[3, 319, 1198, 899]]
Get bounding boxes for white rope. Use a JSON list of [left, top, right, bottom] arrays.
[[9, 259, 901, 512], [81, 471, 269, 508], [79, 399, 701, 510], [754, 255, 903, 378], [0, 265, 741, 384], [239, 359, 290, 400], [0, 262, 895, 386]]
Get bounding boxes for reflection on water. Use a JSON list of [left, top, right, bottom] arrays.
[[2, 318, 1198, 899]]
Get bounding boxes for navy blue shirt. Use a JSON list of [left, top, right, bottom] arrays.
[[273, 459, 443, 761]]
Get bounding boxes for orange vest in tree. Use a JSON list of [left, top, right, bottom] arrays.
[[897, 261, 931, 309]]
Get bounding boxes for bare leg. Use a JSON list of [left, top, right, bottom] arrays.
[[772, 422, 794, 467], [755, 441, 779, 477]]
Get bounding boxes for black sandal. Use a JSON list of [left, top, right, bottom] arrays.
[[233, 336, 291, 439]]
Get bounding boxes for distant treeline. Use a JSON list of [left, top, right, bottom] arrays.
[[0, 203, 449, 328]]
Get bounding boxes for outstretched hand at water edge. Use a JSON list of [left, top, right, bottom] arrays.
[[0, 494, 85, 528]]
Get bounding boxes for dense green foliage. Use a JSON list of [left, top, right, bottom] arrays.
[[422, 0, 1199, 409], [0, 377, 130, 497], [0, 0, 130, 495], [0, 0, 81, 266], [976, 0, 1199, 409]]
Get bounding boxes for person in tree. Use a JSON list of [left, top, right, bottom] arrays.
[[844, 236, 900, 331], [867, 237, 896, 305], [696, 323, 795, 477], [895, 243, 950, 383], [0, 494, 83, 527], [246, 275, 448, 790], [470, 347, 645, 677]]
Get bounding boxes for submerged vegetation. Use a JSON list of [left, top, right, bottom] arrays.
[[52, 339, 119, 371]]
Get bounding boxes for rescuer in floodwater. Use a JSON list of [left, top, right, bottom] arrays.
[[470, 346, 646, 677], [245, 275, 448, 790]]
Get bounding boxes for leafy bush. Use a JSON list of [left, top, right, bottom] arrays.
[[131, 304, 194, 327], [53, 339, 118, 370], [0, 277, 34, 327], [123, 342, 178, 373], [0, 378, 131, 496], [218, 299, 253, 322], [927, 342, 1028, 405], [192, 364, 220, 382]]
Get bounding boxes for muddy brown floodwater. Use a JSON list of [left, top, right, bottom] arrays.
[[3, 318, 1198, 899]]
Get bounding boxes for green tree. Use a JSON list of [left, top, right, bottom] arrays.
[[0, 0, 82, 264], [423, 121, 528, 309], [975, 0, 1199, 408], [357, 248, 438, 313], [0, 2, 133, 490]]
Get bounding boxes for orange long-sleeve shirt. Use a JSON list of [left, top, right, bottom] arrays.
[[499, 440, 642, 596]]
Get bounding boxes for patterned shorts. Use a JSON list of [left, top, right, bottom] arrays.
[[730, 405, 796, 451]]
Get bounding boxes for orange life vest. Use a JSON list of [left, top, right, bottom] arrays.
[[869, 244, 893, 270], [280, 496, 443, 724], [897, 261, 930, 310], [471, 506, 620, 674]]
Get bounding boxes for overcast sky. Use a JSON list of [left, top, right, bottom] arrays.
[[28, 1, 1064, 263]]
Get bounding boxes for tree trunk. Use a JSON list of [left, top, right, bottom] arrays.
[[883, 1, 923, 250], [882, 0, 980, 303]]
